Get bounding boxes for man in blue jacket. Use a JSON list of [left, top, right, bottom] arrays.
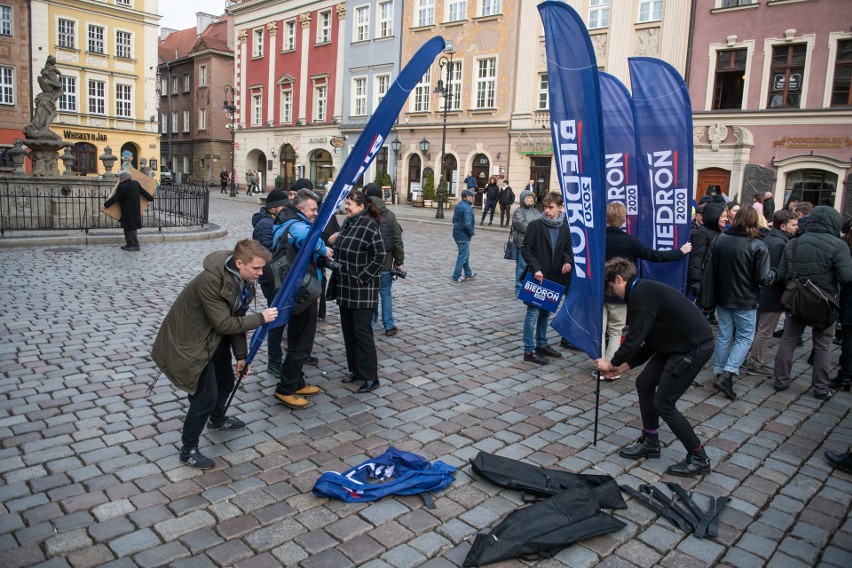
[[451, 189, 476, 283]]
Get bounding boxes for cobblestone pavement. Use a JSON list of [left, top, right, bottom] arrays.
[[1, 192, 850, 568]]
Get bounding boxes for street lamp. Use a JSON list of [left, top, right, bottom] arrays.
[[223, 84, 237, 197], [390, 136, 401, 156], [419, 138, 431, 159], [433, 40, 455, 219]]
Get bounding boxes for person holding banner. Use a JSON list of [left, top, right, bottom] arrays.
[[520, 192, 573, 365], [511, 190, 541, 295], [595, 257, 714, 477], [151, 240, 279, 470]]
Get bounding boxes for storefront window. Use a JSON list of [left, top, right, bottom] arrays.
[[785, 169, 837, 207]]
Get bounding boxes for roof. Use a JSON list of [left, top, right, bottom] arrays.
[[192, 19, 230, 54], [159, 16, 231, 65]]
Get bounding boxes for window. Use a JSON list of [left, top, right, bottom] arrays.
[[199, 107, 206, 130], [172, 111, 178, 132], [0, 66, 13, 105], [284, 20, 296, 50], [253, 28, 264, 57], [447, 63, 462, 111], [115, 84, 131, 117], [448, 0, 467, 22], [58, 19, 75, 49], [712, 49, 746, 110], [252, 93, 262, 125], [314, 85, 327, 121], [88, 25, 104, 54], [767, 43, 806, 109], [161, 112, 168, 132], [537, 73, 548, 110], [1, 5, 11, 36], [638, 0, 662, 23], [199, 65, 207, 87], [374, 73, 390, 109], [182, 156, 189, 175], [589, 0, 609, 29], [160, 77, 167, 96], [171, 76, 178, 94], [721, 0, 753, 6], [183, 74, 190, 92], [182, 110, 190, 132], [830, 39, 852, 106], [354, 6, 369, 42], [317, 11, 331, 43], [377, 1, 393, 38], [352, 77, 367, 116], [88, 80, 105, 114], [416, 0, 435, 27], [412, 68, 431, 112], [60, 76, 76, 111], [480, 0, 501, 17], [115, 30, 131, 59], [281, 89, 293, 123], [475, 57, 496, 108], [116, 0, 132, 6]]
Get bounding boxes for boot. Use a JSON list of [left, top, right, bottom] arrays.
[[666, 449, 711, 477], [618, 435, 661, 460], [712, 371, 737, 400], [825, 450, 852, 475], [830, 372, 852, 392]]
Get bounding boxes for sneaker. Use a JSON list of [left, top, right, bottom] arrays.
[[524, 351, 548, 365], [560, 338, 580, 350], [743, 362, 773, 377], [535, 345, 562, 358], [825, 450, 852, 475], [772, 328, 784, 338], [591, 370, 621, 381], [305, 355, 319, 366], [295, 384, 322, 396], [451, 277, 465, 284], [267, 361, 282, 380], [179, 447, 214, 470], [712, 371, 737, 400], [274, 392, 309, 409], [666, 452, 711, 477], [385, 327, 398, 337], [618, 436, 661, 460], [208, 417, 246, 430], [466, 273, 477, 281], [814, 388, 835, 400]]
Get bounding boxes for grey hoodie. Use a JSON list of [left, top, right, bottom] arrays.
[[511, 190, 541, 245]]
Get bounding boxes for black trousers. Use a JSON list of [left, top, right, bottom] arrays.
[[635, 342, 713, 453], [481, 199, 498, 224], [123, 228, 139, 247], [499, 204, 511, 225], [339, 306, 378, 381], [182, 339, 234, 449], [841, 325, 852, 379], [277, 302, 317, 394]]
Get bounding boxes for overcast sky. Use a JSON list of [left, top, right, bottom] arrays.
[[158, 0, 228, 30]]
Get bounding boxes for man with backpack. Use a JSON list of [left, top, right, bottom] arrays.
[[365, 183, 405, 336], [498, 181, 515, 227]]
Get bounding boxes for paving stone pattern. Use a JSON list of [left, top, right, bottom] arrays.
[[1, 193, 850, 567]]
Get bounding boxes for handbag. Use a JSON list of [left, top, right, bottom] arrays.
[[268, 220, 322, 314], [504, 228, 518, 260], [780, 239, 840, 329]]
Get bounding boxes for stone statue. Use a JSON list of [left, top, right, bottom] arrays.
[[24, 56, 64, 143]]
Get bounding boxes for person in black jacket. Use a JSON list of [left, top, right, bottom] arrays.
[[599, 202, 691, 371], [102, 169, 154, 251], [834, 222, 852, 392], [520, 192, 573, 365], [688, 202, 728, 324], [743, 210, 799, 376], [595, 257, 714, 477], [480, 176, 500, 226], [709, 207, 772, 400], [498, 181, 515, 227]]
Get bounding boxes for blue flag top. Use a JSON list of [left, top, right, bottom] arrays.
[[599, 72, 639, 237], [539, 1, 606, 360], [628, 57, 693, 292], [244, 36, 447, 367]]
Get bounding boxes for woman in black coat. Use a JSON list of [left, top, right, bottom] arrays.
[[327, 191, 386, 393], [102, 170, 153, 251]]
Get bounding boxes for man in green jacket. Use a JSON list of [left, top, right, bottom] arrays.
[[152, 240, 278, 469]]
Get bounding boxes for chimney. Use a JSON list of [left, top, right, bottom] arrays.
[[196, 12, 218, 35], [160, 27, 178, 41]]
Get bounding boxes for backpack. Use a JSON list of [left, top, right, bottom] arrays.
[[268, 220, 322, 314]]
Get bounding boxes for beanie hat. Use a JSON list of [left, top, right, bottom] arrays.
[[364, 183, 382, 198], [290, 178, 313, 191], [264, 188, 288, 209]]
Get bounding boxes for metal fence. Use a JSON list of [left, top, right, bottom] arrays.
[[0, 183, 209, 236]]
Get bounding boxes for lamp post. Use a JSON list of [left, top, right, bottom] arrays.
[[390, 136, 401, 204], [433, 41, 455, 219], [223, 84, 237, 197]]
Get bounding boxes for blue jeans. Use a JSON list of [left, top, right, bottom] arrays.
[[524, 305, 550, 353], [714, 306, 757, 375], [515, 254, 527, 294], [452, 239, 472, 281], [372, 271, 394, 330]]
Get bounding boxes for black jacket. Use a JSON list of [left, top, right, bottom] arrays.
[[710, 227, 772, 310], [499, 185, 515, 206], [688, 203, 725, 288], [485, 183, 500, 202], [778, 206, 852, 296], [521, 217, 574, 289], [605, 226, 685, 303], [103, 179, 153, 230], [758, 228, 791, 312], [334, 213, 386, 309], [611, 278, 714, 368]]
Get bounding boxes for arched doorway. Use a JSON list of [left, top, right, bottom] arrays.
[[310, 149, 333, 188], [471, 154, 490, 206], [785, 169, 838, 207], [696, 167, 731, 202], [442, 154, 458, 198], [72, 142, 98, 175], [120, 142, 139, 169], [245, 149, 268, 192], [407, 154, 422, 202], [279, 144, 296, 189]]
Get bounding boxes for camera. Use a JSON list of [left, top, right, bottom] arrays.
[[317, 256, 343, 272], [391, 267, 407, 280]]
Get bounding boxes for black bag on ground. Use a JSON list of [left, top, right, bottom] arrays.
[[780, 239, 840, 329], [268, 220, 322, 314], [469, 452, 626, 510]]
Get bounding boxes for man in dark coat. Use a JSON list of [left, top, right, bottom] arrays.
[[595, 257, 714, 477], [498, 181, 515, 227], [743, 210, 798, 375], [773, 206, 852, 398], [452, 190, 476, 283], [520, 191, 573, 365], [102, 169, 153, 251], [365, 183, 405, 336], [220, 168, 229, 193]]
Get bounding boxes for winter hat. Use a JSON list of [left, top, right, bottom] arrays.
[[264, 189, 288, 209], [290, 178, 313, 191], [364, 183, 382, 199], [462, 189, 475, 199]]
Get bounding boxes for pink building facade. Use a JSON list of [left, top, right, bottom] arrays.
[[688, 0, 851, 214]]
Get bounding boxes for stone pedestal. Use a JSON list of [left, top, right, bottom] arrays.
[[23, 139, 71, 177]]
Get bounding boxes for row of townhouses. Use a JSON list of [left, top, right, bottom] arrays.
[[2, 1, 850, 214]]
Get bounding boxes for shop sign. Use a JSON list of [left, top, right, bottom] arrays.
[[772, 136, 852, 149], [330, 136, 345, 148], [309, 137, 328, 144], [63, 130, 107, 142]]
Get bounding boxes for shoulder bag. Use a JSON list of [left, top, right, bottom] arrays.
[[504, 227, 518, 260], [780, 238, 840, 329]]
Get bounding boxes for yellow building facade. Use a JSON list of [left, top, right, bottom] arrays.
[[30, 0, 160, 174]]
